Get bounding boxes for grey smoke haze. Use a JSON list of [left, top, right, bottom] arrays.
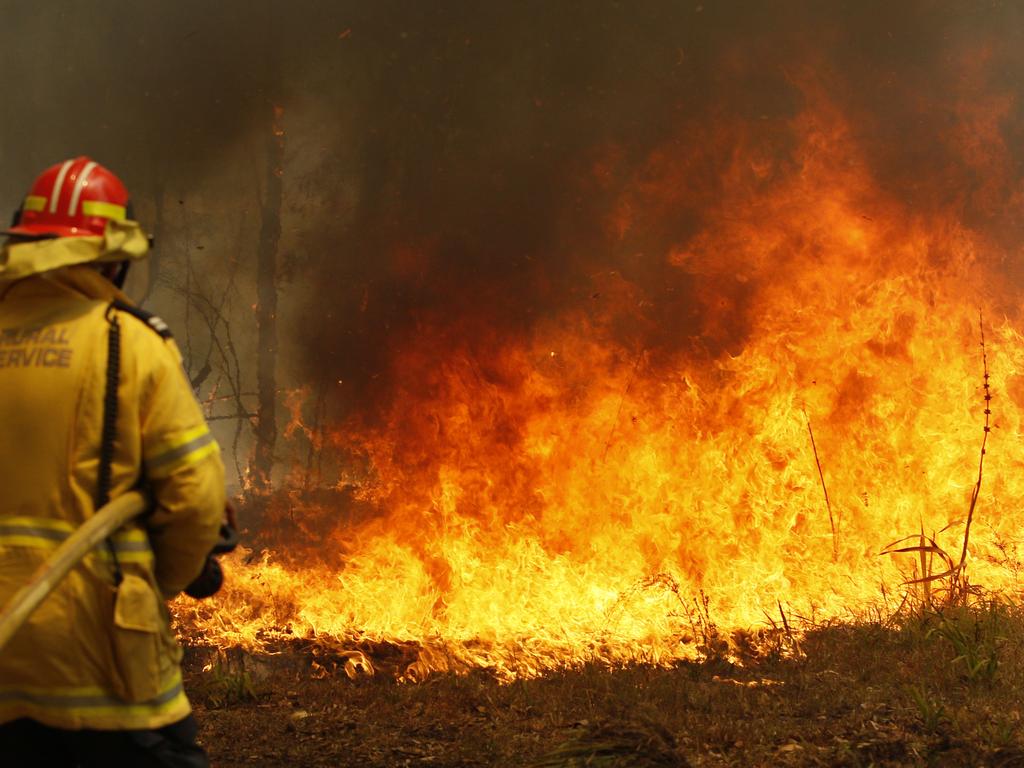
[[0, 1, 1022, 422]]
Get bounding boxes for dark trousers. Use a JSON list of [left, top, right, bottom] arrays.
[[0, 715, 208, 768]]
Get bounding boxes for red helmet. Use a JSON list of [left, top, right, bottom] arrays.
[[8, 156, 130, 238]]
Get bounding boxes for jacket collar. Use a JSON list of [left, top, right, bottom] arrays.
[[0, 265, 132, 304]]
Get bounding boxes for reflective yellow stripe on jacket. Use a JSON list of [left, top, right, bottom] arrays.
[[145, 424, 219, 479], [0, 671, 187, 724], [0, 517, 154, 565]]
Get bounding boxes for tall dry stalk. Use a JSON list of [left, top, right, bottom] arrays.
[[952, 313, 991, 601], [804, 408, 838, 561], [881, 313, 990, 608]]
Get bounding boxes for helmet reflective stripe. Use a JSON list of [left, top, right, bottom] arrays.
[[9, 157, 133, 239], [48, 160, 74, 214], [67, 160, 98, 216], [80, 200, 126, 221]]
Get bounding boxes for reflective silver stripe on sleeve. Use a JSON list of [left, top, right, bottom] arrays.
[[0, 525, 151, 555], [0, 525, 66, 542], [147, 430, 215, 472]]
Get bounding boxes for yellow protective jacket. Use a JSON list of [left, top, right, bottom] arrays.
[[0, 230, 225, 730]]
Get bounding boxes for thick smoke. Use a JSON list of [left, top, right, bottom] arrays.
[[1, 1, 1022, 423], [293, 1, 1024, 422]]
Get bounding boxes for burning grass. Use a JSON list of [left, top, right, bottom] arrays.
[[186, 599, 1024, 767], [176, 76, 1024, 687], [172, 51, 1024, 766]]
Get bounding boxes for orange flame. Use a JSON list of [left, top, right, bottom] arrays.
[[176, 80, 1024, 678]]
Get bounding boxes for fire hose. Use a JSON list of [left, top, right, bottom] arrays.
[[0, 490, 148, 654], [0, 492, 238, 654]]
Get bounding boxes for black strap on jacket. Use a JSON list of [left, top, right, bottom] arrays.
[[110, 299, 172, 340], [98, 301, 173, 586], [99, 306, 123, 586]]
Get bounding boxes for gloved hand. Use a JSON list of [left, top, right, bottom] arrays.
[[184, 554, 224, 599], [184, 501, 239, 599]]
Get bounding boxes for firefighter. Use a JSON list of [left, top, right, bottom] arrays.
[[0, 157, 225, 767]]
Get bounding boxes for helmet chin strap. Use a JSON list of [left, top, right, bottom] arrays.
[[112, 261, 130, 290], [94, 261, 130, 289]]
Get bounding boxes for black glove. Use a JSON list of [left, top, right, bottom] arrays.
[[184, 522, 239, 599], [184, 555, 223, 599]]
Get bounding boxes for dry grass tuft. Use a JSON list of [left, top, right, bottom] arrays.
[[529, 717, 690, 767]]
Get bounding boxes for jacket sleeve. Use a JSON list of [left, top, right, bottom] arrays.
[[138, 336, 226, 598]]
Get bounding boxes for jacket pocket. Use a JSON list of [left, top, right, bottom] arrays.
[[111, 573, 162, 703]]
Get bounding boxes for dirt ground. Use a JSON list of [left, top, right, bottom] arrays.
[[186, 605, 1024, 767]]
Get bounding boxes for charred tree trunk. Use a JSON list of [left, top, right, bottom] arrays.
[[251, 105, 284, 494]]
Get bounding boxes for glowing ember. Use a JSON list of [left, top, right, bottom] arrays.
[[175, 84, 1024, 679]]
